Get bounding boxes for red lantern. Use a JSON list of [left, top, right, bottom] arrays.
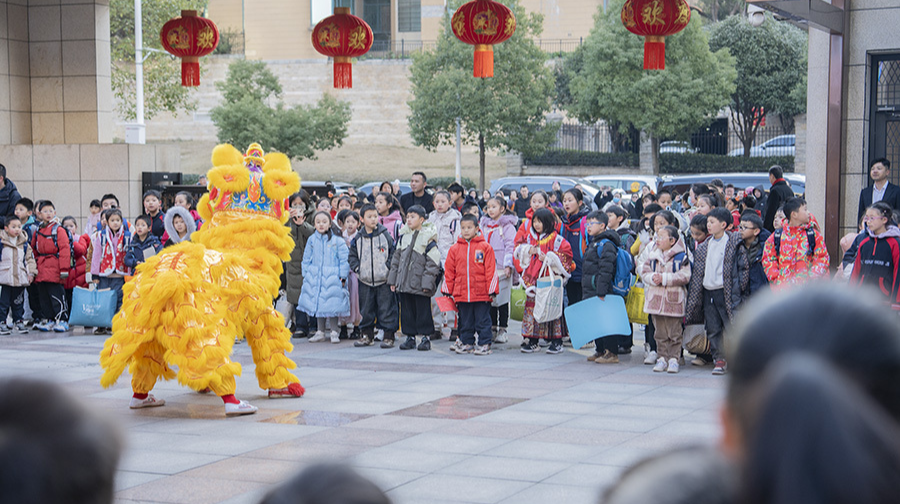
[[311, 7, 374, 89], [621, 0, 690, 70], [451, 0, 516, 78], [160, 10, 219, 86]]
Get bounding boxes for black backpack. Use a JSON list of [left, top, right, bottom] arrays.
[[773, 227, 816, 258], [33, 223, 76, 269]]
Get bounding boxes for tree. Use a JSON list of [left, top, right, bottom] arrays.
[[210, 60, 351, 160], [708, 13, 807, 156], [111, 0, 207, 121], [566, 0, 736, 167], [407, 0, 557, 190], [698, 0, 746, 22]]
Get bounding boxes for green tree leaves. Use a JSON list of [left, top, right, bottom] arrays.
[[110, 0, 207, 121], [566, 0, 736, 141], [210, 60, 351, 160], [407, 0, 558, 178]]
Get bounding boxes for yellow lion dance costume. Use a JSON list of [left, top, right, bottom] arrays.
[[100, 143, 305, 416]]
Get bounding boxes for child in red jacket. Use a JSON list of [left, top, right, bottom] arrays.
[[31, 201, 72, 332], [444, 215, 499, 355]]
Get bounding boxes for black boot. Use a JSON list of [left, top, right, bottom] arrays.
[[349, 326, 361, 340], [417, 335, 431, 351], [339, 325, 349, 339]]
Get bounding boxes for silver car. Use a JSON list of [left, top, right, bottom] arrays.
[[728, 134, 795, 157]]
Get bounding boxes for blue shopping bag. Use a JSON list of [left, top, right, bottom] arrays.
[[564, 295, 631, 350], [69, 286, 117, 328]]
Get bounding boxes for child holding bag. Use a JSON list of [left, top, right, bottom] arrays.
[[513, 208, 575, 355], [298, 211, 350, 344], [480, 196, 517, 343]]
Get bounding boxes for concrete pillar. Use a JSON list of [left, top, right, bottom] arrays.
[[805, 29, 830, 227]]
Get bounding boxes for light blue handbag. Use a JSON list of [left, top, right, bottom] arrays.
[[69, 286, 116, 328]]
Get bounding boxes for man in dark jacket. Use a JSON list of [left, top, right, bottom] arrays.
[[762, 165, 795, 232], [857, 157, 900, 224], [514, 185, 531, 219], [0, 164, 22, 217], [581, 211, 623, 364], [399, 172, 434, 214]]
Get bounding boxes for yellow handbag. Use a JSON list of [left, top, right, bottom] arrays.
[[625, 285, 648, 325]]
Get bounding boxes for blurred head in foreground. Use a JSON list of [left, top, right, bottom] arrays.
[[0, 379, 121, 504], [260, 464, 391, 504]]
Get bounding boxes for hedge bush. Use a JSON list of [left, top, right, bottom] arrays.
[[525, 149, 639, 167], [660, 153, 794, 174], [428, 177, 477, 190]]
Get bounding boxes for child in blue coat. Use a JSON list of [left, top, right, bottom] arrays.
[[298, 211, 350, 344]]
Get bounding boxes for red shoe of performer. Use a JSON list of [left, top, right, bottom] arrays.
[[268, 382, 306, 398]]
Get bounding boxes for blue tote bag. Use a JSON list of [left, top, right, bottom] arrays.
[[69, 286, 117, 329]]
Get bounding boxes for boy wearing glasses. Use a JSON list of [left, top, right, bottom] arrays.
[[581, 211, 624, 364], [735, 212, 771, 302]]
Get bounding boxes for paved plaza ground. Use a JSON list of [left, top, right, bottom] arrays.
[[0, 322, 725, 504]]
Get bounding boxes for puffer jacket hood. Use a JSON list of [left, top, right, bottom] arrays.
[[868, 225, 900, 239], [428, 208, 461, 262], [480, 213, 517, 269], [0, 229, 36, 287], [0, 179, 21, 216], [164, 206, 196, 244], [442, 234, 499, 303]]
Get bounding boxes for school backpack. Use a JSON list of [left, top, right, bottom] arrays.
[[598, 238, 635, 297], [33, 223, 76, 269], [649, 252, 688, 274], [773, 227, 816, 258]]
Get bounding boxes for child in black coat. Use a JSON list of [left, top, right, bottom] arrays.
[[581, 211, 623, 364]]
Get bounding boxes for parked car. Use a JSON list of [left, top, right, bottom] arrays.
[[658, 172, 806, 198], [355, 181, 414, 198], [659, 140, 698, 155], [300, 181, 355, 198], [489, 176, 601, 206], [727, 134, 796, 157], [583, 174, 660, 194]]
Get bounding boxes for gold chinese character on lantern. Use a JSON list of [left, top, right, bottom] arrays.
[[167, 26, 190, 49], [641, 0, 665, 25], [452, 11, 465, 37], [504, 16, 515, 36], [317, 23, 341, 48], [676, 2, 690, 24], [348, 26, 367, 50], [473, 10, 499, 35], [197, 26, 216, 49]]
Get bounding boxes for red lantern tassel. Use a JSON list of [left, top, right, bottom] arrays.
[[182, 56, 200, 86], [473, 44, 493, 78], [334, 56, 352, 89], [643, 36, 666, 70]]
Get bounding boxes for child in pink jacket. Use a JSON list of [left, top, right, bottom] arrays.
[[640, 225, 691, 374], [480, 196, 517, 343]]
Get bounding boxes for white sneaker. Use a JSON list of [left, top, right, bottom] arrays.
[[653, 357, 668, 373], [225, 400, 258, 416], [667, 358, 680, 374], [493, 328, 509, 344], [308, 331, 327, 343], [330, 331, 340, 344], [129, 394, 165, 409], [644, 350, 658, 365]]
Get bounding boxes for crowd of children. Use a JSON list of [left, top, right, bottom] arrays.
[[4, 169, 897, 377]]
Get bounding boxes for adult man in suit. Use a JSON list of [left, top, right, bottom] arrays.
[[858, 158, 900, 224], [762, 165, 795, 232]]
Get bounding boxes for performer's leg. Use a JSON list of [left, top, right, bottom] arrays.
[[246, 307, 304, 397], [128, 339, 172, 409]]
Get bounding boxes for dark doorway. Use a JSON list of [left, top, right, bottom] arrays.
[[869, 54, 900, 188], [364, 0, 391, 53]]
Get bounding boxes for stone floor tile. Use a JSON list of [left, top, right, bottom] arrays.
[[437, 455, 572, 482], [483, 440, 604, 463], [114, 471, 167, 491], [497, 482, 598, 504], [178, 456, 305, 483], [116, 476, 266, 504], [387, 474, 533, 504]]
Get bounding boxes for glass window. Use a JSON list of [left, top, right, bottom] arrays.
[[398, 0, 421, 32], [311, 0, 355, 26]]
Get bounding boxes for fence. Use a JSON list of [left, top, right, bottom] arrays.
[[546, 119, 794, 156]]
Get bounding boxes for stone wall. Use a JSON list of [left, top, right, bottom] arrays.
[[0, 143, 180, 230], [118, 56, 415, 147]]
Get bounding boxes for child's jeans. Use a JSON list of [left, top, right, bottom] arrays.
[[703, 288, 729, 361], [0, 285, 26, 324], [98, 277, 126, 312], [457, 301, 492, 346]]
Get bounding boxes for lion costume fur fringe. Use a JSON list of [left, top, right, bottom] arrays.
[[99, 143, 305, 397]]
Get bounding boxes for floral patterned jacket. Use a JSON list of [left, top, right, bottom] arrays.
[[761, 222, 830, 289]]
